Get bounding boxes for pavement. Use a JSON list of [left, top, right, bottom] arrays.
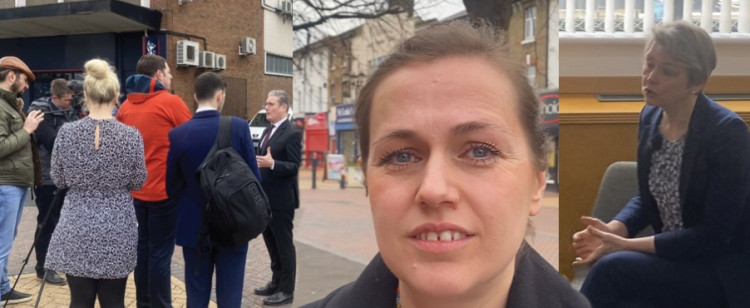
[[6, 168, 559, 307]]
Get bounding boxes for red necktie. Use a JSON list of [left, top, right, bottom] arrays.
[[261, 125, 274, 150]]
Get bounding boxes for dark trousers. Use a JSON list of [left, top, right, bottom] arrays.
[[262, 209, 296, 293], [134, 199, 177, 308], [67, 275, 127, 308], [33, 185, 61, 276], [182, 244, 247, 308], [581, 250, 726, 308]]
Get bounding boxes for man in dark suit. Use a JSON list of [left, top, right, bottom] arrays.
[[166, 72, 261, 307], [254, 90, 301, 306]]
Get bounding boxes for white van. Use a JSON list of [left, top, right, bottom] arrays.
[[248, 108, 294, 150]]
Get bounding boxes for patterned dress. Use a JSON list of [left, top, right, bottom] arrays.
[[46, 117, 147, 279], [648, 135, 686, 232]]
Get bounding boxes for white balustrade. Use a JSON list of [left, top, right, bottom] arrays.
[[560, 0, 750, 36]]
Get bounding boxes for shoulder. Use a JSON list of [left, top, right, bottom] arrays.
[[303, 254, 398, 308], [507, 243, 591, 308], [29, 98, 52, 112], [157, 92, 188, 107]]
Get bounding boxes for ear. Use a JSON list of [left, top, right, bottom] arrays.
[[529, 170, 546, 217]]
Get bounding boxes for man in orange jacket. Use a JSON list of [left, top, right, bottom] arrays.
[[117, 54, 191, 308]]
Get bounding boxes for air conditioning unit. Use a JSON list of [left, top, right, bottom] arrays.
[[214, 54, 226, 71], [200, 51, 216, 69], [176, 40, 200, 67], [239, 37, 256, 56], [281, 0, 292, 14]]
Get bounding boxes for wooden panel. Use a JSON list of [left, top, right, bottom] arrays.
[[222, 77, 247, 118]]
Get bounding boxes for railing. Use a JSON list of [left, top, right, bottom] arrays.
[[560, 0, 750, 36]]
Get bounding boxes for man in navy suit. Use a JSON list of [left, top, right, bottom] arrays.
[[254, 90, 301, 306], [166, 72, 260, 307]]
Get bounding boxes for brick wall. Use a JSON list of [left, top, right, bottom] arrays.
[[148, 0, 291, 118]]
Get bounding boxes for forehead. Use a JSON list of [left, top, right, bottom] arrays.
[[370, 56, 520, 133], [645, 44, 681, 66], [266, 95, 280, 104]]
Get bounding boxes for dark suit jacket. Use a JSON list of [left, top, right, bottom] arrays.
[[259, 119, 301, 211], [302, 242, 591, 308], [614, 94, 750, 307], [166, 110, 261, 248]]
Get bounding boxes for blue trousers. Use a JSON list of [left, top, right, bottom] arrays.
[[0, 185, 27, 294], [581, 251, 726, 308], [182, 244, 247, 308], [134, 198, 177, 308]]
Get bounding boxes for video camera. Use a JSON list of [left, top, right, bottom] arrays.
[[67, 79, 86, 117]]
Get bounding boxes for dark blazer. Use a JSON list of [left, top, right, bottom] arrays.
[[302, 242, 591, 308], [166, 110, 261, 248], [259, 119, 302, 210], [614, 94, 750, 307]]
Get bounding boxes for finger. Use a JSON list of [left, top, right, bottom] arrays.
[[581, 216, 608, 230]]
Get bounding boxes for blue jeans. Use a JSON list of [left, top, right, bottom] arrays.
[[134, 198, 177, 308], [0, 185, 28, 294]]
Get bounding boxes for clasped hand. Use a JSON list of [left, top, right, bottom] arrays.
[[572, 216, 628, 265]]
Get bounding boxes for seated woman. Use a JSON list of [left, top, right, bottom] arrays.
[[572, 21, 750, 308], [45, 59, 147, 308], [304, 20, 590, 308]]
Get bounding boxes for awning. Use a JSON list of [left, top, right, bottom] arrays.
[[0, 0, 161, 39]]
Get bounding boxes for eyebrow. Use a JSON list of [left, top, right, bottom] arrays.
[[372, 121, 506, 146]]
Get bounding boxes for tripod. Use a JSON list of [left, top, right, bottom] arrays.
[[3, 188, 66, 308]]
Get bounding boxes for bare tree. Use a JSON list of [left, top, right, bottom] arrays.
[[462, 0, 513, 29]]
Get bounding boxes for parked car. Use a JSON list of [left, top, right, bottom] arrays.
[[248, 108, 294, 151]]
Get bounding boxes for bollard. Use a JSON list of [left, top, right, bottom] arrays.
[[311, 158, 317, 189], [340, 174, 346, 189]]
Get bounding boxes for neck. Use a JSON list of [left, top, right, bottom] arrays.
[[0, 82, 12, 92], [87, 101, 114, 120], [197, 102, 218, 110], [399, 259, 514, 308], [660, 94, 698, 139]]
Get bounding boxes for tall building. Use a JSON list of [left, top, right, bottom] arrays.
[[0, 0, 292, 118]]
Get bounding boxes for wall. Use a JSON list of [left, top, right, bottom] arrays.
[[150, 0, 290, 118]]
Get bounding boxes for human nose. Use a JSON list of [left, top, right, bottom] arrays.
[[644, 68, 658, 84], [414, 154, 459, 209]]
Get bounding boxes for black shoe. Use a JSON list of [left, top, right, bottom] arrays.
[[37, 269, 66, 285], [1, 290, 33, 304], [254, 282, 279, 296], [263, 291, 293, 306]]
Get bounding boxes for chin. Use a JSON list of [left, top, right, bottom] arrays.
[[395, 259, 485, 298]]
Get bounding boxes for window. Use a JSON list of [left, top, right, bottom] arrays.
[[266, 53, 293, 76], [524, 7, 537, 42]]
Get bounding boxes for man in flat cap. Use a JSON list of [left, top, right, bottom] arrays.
[[0, 56, 44, 304]]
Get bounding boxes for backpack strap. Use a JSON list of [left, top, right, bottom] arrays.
[[215, 116, 233, 150]]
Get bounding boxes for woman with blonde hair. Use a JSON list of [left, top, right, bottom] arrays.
[[45, 59, 146, 307], [573, 21, 750, 308]]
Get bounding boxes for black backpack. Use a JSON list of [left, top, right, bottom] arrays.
[[197, 116, 271, 248]]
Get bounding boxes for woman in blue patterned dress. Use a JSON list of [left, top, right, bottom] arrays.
[[46, 59, 147, 307]]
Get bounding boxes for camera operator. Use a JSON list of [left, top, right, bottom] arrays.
[[27, 78, 78, 285]]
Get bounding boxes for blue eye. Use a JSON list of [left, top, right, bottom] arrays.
[[395, 152, 413, 163], [471, 147, 489, 158]]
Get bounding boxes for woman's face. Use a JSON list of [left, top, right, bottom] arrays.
[[366, 56, 546, 300], [642, 43, 702, 107]]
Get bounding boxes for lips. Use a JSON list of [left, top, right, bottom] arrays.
[[643, 87, 656, 97], [408, 223, 474, 253]]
